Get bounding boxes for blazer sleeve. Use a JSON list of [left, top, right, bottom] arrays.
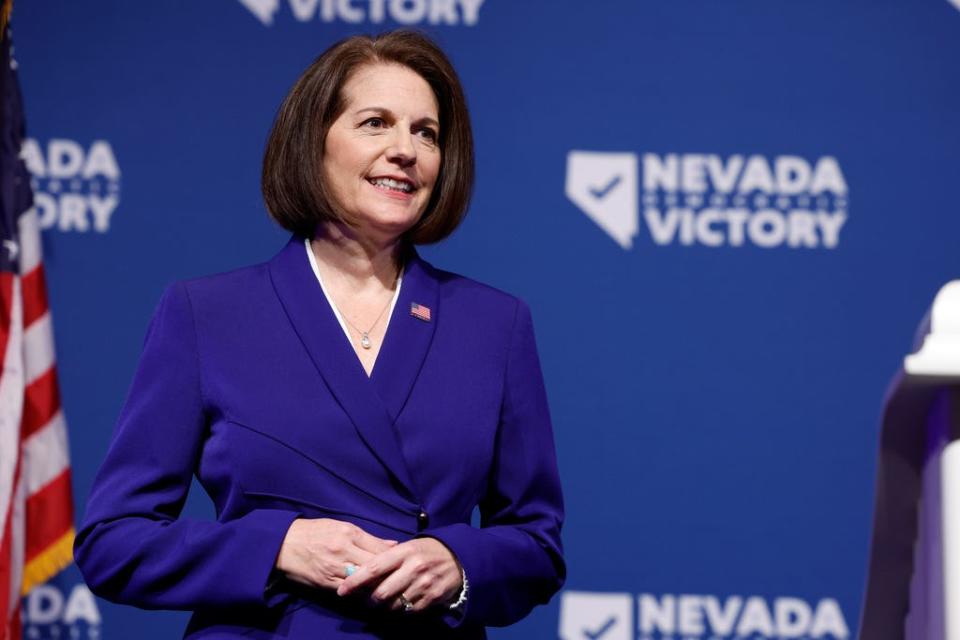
[[422, 299, 566, 627], [73, 282, 299, 610]]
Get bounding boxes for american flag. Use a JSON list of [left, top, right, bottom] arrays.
[[0, 22, 75, 639], [410, 302, 431, 322]]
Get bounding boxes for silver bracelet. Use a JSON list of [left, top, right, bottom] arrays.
[[448, 567, 468, 610]]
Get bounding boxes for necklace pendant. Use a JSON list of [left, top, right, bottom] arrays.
[[360, 333, 372, 349]]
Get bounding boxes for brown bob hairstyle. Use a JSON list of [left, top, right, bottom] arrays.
[[261, 30, 474, 245]]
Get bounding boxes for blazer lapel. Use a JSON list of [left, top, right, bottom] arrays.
[[372, 249, 439, 424], [268, 236, 418, 504]]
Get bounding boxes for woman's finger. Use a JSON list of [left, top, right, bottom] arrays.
[[386, 573, 433, 612], [337, 545, 404, 595], [350, 528, 397, 555], [409, 578, 441, 612], [367, 560, 416, 607]]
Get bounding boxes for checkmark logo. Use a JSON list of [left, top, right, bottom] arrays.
[[237, 0, 280, 25], [559, 591, 632, 640], [583, 615, 618, 639], [589, 175, 622, 200], [565, 151, 639, 250]]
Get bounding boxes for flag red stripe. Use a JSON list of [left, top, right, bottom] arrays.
[[0, 499, 13, 635], [20, 266, 48, 329], [23, 470, 73, 563], [9, 606, 21, 639], [20, 367, 60, 440], [8, 606, 21, 639]]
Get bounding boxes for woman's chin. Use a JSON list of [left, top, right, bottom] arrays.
[[348, 218, 421, 247], [360, 210, 425, 240]]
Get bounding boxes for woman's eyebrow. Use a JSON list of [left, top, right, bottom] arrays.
[[414, 116, 440, 129], [354, 106, 389, 116]]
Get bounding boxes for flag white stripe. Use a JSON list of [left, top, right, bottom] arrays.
[[17, 207, 41, 275], [23, 413, 69, 495], [7, 464, 25, 615], [23, 313, 54, 387], [0, 277, 24, 543]]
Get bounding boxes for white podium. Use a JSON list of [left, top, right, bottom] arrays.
[[860, 281, 960, 640]]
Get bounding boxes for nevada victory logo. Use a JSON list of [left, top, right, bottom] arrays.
[[559, 591, 850, 640], [566, 151, 848, 251], [22, 582, 101, 640], [22, 138, 121, 234], [236, 0, 486, 26]]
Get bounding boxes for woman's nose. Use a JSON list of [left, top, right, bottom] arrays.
[[386, 129, 417, 166]]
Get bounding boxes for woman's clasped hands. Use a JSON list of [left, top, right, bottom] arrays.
[[276, 518, 463, 613]]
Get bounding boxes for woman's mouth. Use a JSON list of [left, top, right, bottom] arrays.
[[368, 177, 415, 194]]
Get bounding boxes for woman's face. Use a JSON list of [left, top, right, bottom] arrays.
[[322, 63, 442, 243]]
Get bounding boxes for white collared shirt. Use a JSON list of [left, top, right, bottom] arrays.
[[304, 238, 403, 347]]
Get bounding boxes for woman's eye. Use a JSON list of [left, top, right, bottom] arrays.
[[417, 128, 438, 143], [362, 117, 385, 129]]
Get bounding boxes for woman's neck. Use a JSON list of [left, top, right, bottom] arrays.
[[310, 221, 403, 291]]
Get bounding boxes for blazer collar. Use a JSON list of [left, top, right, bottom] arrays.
[[370, 244, 439, 425], [267, 236, 439, 503]]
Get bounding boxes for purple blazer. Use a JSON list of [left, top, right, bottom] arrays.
[[74, 237, 565, 639]]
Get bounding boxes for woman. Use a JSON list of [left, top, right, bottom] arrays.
[[74, 30, 564, 639]]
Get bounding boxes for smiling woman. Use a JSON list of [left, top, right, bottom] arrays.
[[74, 30, 565, 640], [261, 30, 473, 246], [320, 64, 442, 246]]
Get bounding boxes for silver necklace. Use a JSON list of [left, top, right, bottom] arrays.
[[331, 272, 399, 350]]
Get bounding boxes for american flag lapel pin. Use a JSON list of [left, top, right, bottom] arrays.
[[410, 302, 432, 322]]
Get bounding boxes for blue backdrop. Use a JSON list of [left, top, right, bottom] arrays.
[[12, 1, 960, 638]]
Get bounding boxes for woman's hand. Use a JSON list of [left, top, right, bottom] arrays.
[[275, 518, 398, 589], [336, 537, 462, 613]]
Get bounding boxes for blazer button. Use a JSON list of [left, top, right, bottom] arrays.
[[417, 509, 429, 530]]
